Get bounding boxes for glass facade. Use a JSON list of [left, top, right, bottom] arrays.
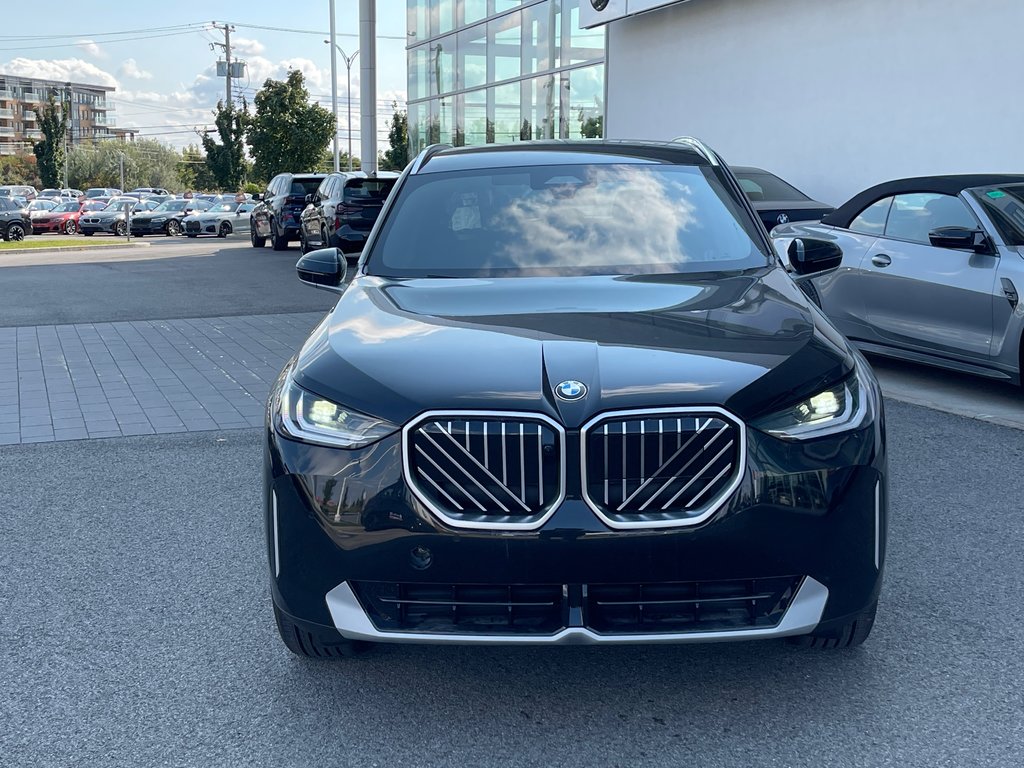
[[406, 0, 605, 154]]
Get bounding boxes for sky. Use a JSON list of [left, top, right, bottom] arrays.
[[0, 1, 409, 155]]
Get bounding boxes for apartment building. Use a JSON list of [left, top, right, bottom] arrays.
[[0, 74, 119, 156]]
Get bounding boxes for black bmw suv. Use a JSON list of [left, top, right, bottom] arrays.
[[251, 172, 326, 251], [265, 140, 887, 657], [299, 172, 399, 258]]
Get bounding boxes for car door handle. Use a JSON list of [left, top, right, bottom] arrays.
[[871, 254, 892, 268]]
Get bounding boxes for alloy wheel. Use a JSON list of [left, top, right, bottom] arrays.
[[8, 223, 25, 241], [64, 219, 76, 235], [114, 221, 127, 237], [166, 219, 181, 236]]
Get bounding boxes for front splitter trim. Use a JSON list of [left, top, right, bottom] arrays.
[[324, 576, 828, 645]]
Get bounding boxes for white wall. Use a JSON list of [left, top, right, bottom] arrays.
[[606, 0, 1024, 206]]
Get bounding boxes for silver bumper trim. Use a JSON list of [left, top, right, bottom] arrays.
[[325, 576, 828, 645]]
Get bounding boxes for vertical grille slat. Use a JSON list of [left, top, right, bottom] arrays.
[[406, 412, 562, 529], [584, 409, 744, 528]]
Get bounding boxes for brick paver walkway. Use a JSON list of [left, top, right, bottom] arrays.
[[0, 312, 325, 444]]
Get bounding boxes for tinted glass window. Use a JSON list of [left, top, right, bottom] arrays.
[[0, 199, 11, 211], [344, 178, 396, 203], [971, 185, 1024, 246], [735, 172, 809, 202], [367, 164, 769, 278], [885, 193, 976, 244], [848, 197, 892, 235], [290, 179, 323, 196]]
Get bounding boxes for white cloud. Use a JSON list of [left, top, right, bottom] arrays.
[[119, 58, 153, 81], [231, 37, 265, 56], [76, 39, 105, 59], [0, 57, 118, 89]]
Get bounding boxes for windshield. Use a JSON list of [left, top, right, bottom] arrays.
[[103, 200, 134, 212], [971, 184, 1024, 246], [735, 171, 810, 203], [86, 189, 108, 198], [29, 200, 55, 210], [367, 164, 770, 278], [291, 179, 322, 196], [54, 202, 79, 212], [206, 203, 237, 213], [154, 200, 188, 212]]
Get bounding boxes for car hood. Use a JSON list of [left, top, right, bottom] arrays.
[[86, 211, 125, 219], [293, 267, 853, 428], [131, 211, 174, 220]]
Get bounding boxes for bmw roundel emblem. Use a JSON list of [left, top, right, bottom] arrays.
[[591, 0, 609, 10], [777, 213, 790, 225], [556, 380, 588, 401]]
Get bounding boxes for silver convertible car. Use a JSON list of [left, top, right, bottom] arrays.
[[182, 201, 256, 238], [772, 174, 1024, 385]]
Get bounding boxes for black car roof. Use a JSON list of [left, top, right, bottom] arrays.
[[415, 140, 711, 174], [822, 174, 1024, 228]]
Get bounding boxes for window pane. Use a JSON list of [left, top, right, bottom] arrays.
[[565, 1, 605, 66], [407, 1, 428, 42], [565, 63, 603, 139], [464, 94, 487, 146], [525, 74, 557, 140], [492, 83, 520, 143], [407, 45, 430, 102], [457, 25, 488, 91], [886, 193, 976, 244], [490, 11, 522, 82], [462, 0, 487, 24], [522, 2, 558, 75], [409, 102, 428, 154], [849, 197, 892, 235]]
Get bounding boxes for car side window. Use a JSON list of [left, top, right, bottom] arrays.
[[885, 193, 977, 245], [849, 197, 892, 235]]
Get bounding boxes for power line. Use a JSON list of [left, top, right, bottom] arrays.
[[0, 29, 201, 52], [221, 21, 405, 40], [0, 24, 205, 40]]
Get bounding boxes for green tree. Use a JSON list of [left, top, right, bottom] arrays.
[[380, 103, 408, 171], [67, 139, 185, 191], [0, 155, 41, 187], [579, 111, 603, 139], [247, 70, 335, 183], [201, 100, 249, 191], [33, 93, 69, 188]]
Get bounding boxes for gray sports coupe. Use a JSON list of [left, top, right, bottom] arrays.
[[772, 174, 1024, 385], [182, 201, 255, 238]]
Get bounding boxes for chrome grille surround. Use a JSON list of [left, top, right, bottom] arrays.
[[581, 406, 746, 529], [402, 410, 566, 531]]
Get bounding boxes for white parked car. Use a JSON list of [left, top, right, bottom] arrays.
[[181, 201, 256, 238]]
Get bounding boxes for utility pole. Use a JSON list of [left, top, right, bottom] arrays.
[[329, 0, 339, 172], [211, 22, 236, 107]]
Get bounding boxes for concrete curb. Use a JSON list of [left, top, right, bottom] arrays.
[[0, 241, 152, 255]]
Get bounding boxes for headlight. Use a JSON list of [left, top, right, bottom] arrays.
[[151, 217, 166, 223], [278, 377, 396, 449], [754, 369, 870, 440]]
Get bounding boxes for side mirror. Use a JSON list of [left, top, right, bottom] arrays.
[[304, 193, 314, 205], [928, 226, 990, 253], [296, 247, 347, 293], [251, 193, 262, 202], [787, 238, 843, 276]]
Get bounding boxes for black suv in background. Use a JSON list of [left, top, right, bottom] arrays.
[[0, 197, 31, 241], [299, 172, 399, 258], [250, 172, 326, 251]]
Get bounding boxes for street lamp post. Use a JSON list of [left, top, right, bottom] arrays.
[[324, 39, 359, 172]]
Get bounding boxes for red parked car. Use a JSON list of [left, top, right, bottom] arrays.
[[32, 200, 103, 235]]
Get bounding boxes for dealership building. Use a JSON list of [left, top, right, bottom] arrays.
[[403, 0, 1022, 206]]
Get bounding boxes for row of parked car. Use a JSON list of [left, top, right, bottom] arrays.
[[0, 189, 256, 241]]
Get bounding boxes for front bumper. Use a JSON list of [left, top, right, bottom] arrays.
[[130, 220, 170, 234], [79, 218, 122, 234], [265, 397, 887, 645]]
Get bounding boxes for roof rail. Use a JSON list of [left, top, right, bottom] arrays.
[[670, 136, 719, 166], [410, 143, 454, 174]]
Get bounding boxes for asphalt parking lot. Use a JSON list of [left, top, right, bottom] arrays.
[[2, 238, 1023, 767]]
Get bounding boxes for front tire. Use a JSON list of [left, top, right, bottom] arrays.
[[5, 222, 25, 241], [64, 219, 76, 235], [273, 604, 368, 659], [788, 600, 877, 649], [113, 221, 127, 237], [165, 219, 181, 237], [218, 221, 231, 238]]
